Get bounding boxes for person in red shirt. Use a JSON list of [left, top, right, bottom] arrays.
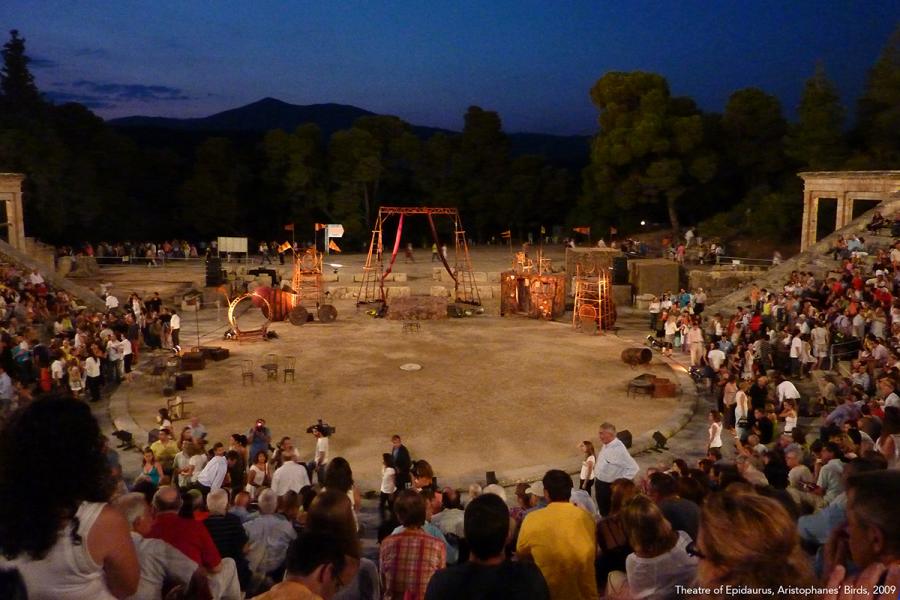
[[148, 486, 241, 599]]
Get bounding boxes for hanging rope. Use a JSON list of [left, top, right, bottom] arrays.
[[382, 214, 404, 281], [428, 212, 457, 283]]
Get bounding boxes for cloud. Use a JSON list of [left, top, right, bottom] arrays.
[[45, 79, 193, 110], [28, 55, 59, 69], [43, 90, 115, 109], [71, 79, 191, 101]]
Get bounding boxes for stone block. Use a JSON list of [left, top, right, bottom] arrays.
[[476, 285, 493, 299], [392, 273, 408, 282], [473, 272, 488, 282], [432, 267, 443, 281], [487, 272, 501, 282], [320, 273, 338, 282], [386, 296, 448, 320], [384, 286, 410, 299], [612, 284, 632, 308], [430, 286, 450, 297]]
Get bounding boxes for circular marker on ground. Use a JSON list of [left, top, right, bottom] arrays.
[[399, 363, 422, 371]]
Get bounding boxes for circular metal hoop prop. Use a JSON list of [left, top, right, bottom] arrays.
[[227, 292, 272, 336], [317, 304, 338, 323]]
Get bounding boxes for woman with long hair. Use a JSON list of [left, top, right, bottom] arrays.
[[578, 440, 596, 494], [875, 406, 900, 469], [245, 450, 270, 500], [0, 396, 139, 599], [613, 494, 696, 599], [324, 457, 362, 528], [137, 447, 163, 486], [694, 490, 815, 599]]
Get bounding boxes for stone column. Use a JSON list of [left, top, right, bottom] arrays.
[[801, 192, 818, 251], [0, 174, 26, 251]]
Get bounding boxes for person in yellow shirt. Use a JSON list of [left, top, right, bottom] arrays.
[[516, 469, 598, 600], [149, 428, 179, 475]]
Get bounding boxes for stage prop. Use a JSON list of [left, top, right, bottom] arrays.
[[629, 259, 681, 297], [500, 271, 566, 320], [621, 347, 653, 366], [572, 263, 616, 333], [222, 291, 272, 342], [386, 296, 449, 320], [276, 243, 338, 325], [564, 247, 623, 296], [358, 207, 480, 308]]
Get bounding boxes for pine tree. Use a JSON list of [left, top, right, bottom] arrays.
[[0, 30, 42, 112], [785, 63, 847, 170], [856, 24, 900, 167]]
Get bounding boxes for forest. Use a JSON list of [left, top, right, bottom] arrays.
[[0, 27, 898, 247]]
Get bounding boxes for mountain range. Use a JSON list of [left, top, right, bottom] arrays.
[[108, 97, 590, 166]]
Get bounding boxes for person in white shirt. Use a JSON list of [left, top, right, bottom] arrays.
[[169, 310, 181, 349], [50, 355, 67, 389], [776, 376, 801, 411], [593, 422, 639, 516], [706, 344, 726, 372], [113, 493, 201, 600], [270, 451, 311, 496], [308, 427, 330, 484], [105, 293, 120, 310], [789, 330, 803, 377], [197, 449, 239, 494]]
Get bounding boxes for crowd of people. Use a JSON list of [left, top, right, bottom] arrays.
[[2, 221, 900, 599]]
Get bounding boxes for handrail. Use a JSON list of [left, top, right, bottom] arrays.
[[713, 256, 775, 267]]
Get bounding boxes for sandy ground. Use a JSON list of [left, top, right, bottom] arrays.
[[96, 246, 681, 490]]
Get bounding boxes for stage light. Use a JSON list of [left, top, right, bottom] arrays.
[[640, 220, 646, 226]]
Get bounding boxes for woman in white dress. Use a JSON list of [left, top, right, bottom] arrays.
[[779, 399, 798, 435], [707, 411, 723, 453], [0, 397, 139, 599], [734, 380, 751, 440], [579, 440, 596, 495]]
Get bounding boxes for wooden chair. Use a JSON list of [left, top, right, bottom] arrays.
[[262, 353, 278, 381], [283, 355, 296, 382], [166, 395, 193, 420], [148, 357, 166, 384], [241, 360, 254, 386]]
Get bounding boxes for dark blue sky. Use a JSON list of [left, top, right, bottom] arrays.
[[2, 1, 898, 135]]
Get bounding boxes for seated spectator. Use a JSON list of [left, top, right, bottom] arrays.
[[380, 489, 446, 600], [516, 469, 598, 599], [114, 492, 203, 600], [147, 486, 241, 599], [243, 488, 297, 587], [425, 493, 550, 599], [0, 397, 140, 600], [254, 531, 360, 600], [735, 454, 769, 487], [696, 491, 815, 599], [824, 470, 900, 594], [611, 494, 696, 600], [813, 442, 846, 505], [204, 489, 251, 593], [197, 448, 240, 495], [430, 487, 465, 541], [229, 490, 257, 524], [647, 472, 700, 540]]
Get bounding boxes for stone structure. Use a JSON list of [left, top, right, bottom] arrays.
[[799, 171, 900, 251], [0, 173, 26, 251]]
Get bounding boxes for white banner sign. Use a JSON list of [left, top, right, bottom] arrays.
[[327, 224, 344, 238]]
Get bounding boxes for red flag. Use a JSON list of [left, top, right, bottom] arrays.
[[315, 223, 327, 231], [284, 223, 294, 231], [573, 226, 591, 235], [500, 230, 511, 238]]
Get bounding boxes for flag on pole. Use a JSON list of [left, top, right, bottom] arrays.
[[328, 240, 342, 253], [573, 226, 591, 235], [315, 223, 326, 231], [500, 230, 511, 239], [277, 242, 292, 253], [540, 225, 546, 235], [283, 223, 294, 231]]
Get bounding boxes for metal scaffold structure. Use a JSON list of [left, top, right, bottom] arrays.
[[572, 263, 615, 333], [357, 206, 481, 306]]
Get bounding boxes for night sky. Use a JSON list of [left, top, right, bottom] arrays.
[[2, 1, 898, 135]]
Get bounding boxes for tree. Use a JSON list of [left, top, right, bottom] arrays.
[[785, 63, 847, 170], [855, 24, 900, 167], [583, 71, 716, 235], [177, 138, 245, 238], [327, 127, 381, 230], [0, 30, 42, 113], [262, 124, 327, 225], [722, 88, 788, 189]]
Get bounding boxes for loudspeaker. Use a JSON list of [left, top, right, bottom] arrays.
[[616, 430, 633, 449], [206, 258, 224, 287], [612, 256, 629, 285], [486, 471, 498, 486]]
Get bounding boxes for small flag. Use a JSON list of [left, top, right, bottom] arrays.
[[540, 225, 546, 235], [328, 240, 342, 253], [283, 223, 294, 231], [500, 230, 511, 239], [315, 223, 327, 231], [277, 242, 292, 253], [573, 226, 591, 235]]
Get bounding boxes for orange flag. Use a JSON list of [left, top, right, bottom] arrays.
[[315, 223, 327, 231], [573, 226, 591, 235], [283, 223, 294, 231], [328, 240, 342, 253], [500, 230, 511, 238]]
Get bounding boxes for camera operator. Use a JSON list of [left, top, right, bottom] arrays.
[[247, 418, 272, 462]]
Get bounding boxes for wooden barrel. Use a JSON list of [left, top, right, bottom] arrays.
[[621, 347, 652, 366], [253, 286, 297, 321]]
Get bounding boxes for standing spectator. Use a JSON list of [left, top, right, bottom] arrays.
[[578, 440, 596, 494], [169, 309, 181, 351], [593, 423, 639, 516], [516, 470, 598, 599], [707, 410, 723, 455], [0, 397, 140, 599], [84, 347, 102, 402], [246, 450, 271, 500], [391, 434, 413, 491], [380, 453, 397, 519], [247, 418, 272, 463], [380, 490, 446, 600], [197, 449, 240, 495], [270, 451, 311, 497]]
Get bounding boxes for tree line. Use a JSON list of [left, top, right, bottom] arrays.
[[1, 26, 898, 247]]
